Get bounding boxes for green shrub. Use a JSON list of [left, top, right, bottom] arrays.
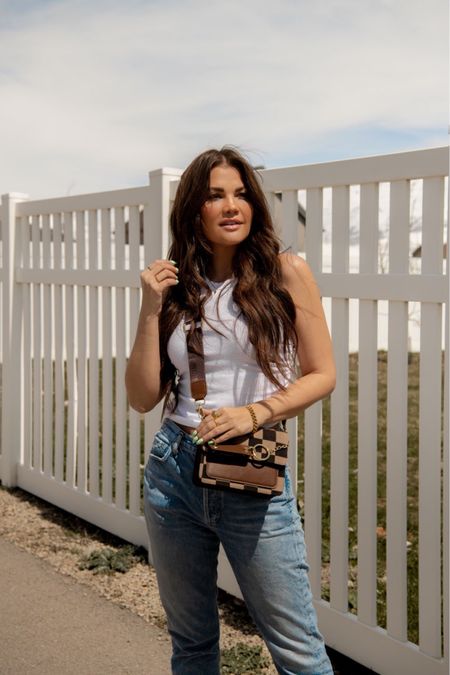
[[220, 642, 270, 674], [78, 545, 137, 575]]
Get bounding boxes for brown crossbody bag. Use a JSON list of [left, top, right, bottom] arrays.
[[184, 314, 289, 497]]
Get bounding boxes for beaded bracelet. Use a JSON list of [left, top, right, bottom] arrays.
[[245, 404, 259, 434]]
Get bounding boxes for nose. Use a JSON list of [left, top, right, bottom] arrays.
[[223, 195, 239, 214]]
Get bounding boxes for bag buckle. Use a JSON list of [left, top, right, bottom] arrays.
[[195, 400, 206, 418], [250, 444, 271, 462]]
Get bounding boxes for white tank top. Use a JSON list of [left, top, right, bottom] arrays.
[[164, 276, 298, 427]]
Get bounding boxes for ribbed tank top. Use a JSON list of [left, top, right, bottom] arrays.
[[164, 276, 297, 427]]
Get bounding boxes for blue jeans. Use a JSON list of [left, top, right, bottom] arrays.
[[143, 418, 333, 675]]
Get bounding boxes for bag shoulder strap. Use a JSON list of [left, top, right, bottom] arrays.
[[184, 314, 207, 407]]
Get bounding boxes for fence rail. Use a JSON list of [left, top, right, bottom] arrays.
[[0, 148, 448, 675]]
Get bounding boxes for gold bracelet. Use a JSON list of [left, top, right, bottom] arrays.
[[245, 404, 259, 434]]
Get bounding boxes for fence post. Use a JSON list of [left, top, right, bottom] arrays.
[[147, 167, 183, 256], [443, 191, 449, 673], [1, 193, 28, 486], [142, 168, 182, 564], [144, 167, 182, 415]]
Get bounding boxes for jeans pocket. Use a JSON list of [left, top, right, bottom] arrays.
[[148, 430, 172, 463]]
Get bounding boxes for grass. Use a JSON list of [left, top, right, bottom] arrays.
[[297, 350, 445, 648]]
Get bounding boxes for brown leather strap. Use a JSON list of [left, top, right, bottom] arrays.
[[184, 315, 207, 403], [206, 443, 254, 457], [174, 424, 252, 452]]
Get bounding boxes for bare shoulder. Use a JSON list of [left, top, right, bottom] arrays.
[[278, 251, 319, 296]]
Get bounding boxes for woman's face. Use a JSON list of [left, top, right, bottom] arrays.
[[200, 164, 253, 251]]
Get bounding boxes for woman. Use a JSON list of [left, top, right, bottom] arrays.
[[125, 147, 336, 675]]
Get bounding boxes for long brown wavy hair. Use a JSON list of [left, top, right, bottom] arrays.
[[159, 146, 298, 415]]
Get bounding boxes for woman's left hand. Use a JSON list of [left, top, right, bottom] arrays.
[[192, 406, 254, 445]]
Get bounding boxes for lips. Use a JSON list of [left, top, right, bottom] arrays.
[[220, 219, 242, 227]]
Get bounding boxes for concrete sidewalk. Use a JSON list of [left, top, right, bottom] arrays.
[[0, 538, 172, 675]]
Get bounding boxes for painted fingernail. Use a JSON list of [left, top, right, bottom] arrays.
[[191, 431, 197, 439], [168, 260, 177, 265], [196, 437, 204, 444], [207, 440, 215, 446]]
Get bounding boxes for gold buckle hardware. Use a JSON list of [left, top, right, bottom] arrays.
[[250, 444, 271, 462], [195, 401, 206, 418]]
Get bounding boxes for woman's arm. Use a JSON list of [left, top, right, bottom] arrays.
[[125, 308, 163, 413], [125, 259, 178, 413], [253, 252, 336, 425]]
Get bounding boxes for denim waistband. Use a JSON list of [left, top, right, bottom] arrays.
[[160, 418, 197, 446]]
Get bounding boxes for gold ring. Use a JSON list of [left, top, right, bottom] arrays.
[[212, 410, 220, 420]]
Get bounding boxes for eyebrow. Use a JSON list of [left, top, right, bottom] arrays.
[[209, 186, 246, 192]]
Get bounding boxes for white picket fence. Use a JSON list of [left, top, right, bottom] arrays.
[[0, 147, 448, 675]]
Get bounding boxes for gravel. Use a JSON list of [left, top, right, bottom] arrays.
[[0, 484, 277, 674]]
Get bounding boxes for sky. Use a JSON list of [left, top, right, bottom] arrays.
[[0, 0, 448, 199]]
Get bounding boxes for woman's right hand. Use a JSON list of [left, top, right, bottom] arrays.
[[140, 259, 179, 316]]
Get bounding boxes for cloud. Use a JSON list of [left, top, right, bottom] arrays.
[[0, 0, 447, 198]]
